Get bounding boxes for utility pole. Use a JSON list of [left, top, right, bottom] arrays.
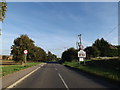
[[77, 34, 86, 65], [78, 34, 82, 45], [78, 34, 83, 50]]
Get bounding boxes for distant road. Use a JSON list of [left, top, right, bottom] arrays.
[[12, 62, 119, 89]]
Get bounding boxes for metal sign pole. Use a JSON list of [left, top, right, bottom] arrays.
[[84, 58, 86, 65], [77, 34, 86, 65], [24, 54, 27, 63], [24, 50, 28, 63]]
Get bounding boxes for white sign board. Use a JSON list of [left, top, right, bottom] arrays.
[[24, 50, 28, 54], [79, 58, 84, 61], [78, 50, 86, 58]]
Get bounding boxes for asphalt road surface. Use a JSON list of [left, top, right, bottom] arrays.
[[11, 62, 119, 89]]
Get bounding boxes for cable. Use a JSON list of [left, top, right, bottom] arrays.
[[104, 24, 120, 39]]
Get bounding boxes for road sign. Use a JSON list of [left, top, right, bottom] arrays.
[[24, 50, 28, 54], [78, 50, 86, 58]]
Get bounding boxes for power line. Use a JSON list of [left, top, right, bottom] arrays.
[[46, 47, 68, 51], [97, 24, 119, 39], [103, 24, 119, 39]]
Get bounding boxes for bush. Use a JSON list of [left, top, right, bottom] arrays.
[[85, 59, 120, 71]]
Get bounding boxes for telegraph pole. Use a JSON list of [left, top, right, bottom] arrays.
[[78, 34, 83, 50], [77, 34, 86, 65], [78, 34, 82, 45]]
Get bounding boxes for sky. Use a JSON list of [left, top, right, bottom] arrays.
[[1, 2, 118, 57]]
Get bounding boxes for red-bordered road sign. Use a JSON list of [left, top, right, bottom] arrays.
[[24, 50, 28, 54]]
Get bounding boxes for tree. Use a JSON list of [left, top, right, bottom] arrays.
[[61, 47, 78, 62], [84, 46, 100, 58], [84, 38, 118, 58], [91, 46, 100, 57], [32, 46, 46, 62], [0, 0, 7, 22], [2, 55, 8, 60], [47, 51, 57, 61], [11, 34, 47, 64], [84, 46, 93, 58], [11, 35, 35, 63], [93, 38, 115, 57], [0, 1, 7, 35]]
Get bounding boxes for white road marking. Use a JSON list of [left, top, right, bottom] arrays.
[[58, 73, 69, 90], [6, 63, 46, 89]]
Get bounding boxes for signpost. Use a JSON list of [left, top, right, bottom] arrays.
[[77, 34, 86, 65], [78, 50, 86, 64], [24, 50, 28, 63]]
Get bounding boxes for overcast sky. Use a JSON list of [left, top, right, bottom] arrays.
[[2, 2, 118, 57]]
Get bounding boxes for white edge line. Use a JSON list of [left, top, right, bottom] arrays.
[[58, 73, 69, 90], [6, 63, 46, 89]]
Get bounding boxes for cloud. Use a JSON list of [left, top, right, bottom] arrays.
[[2, 2, 118, 57]]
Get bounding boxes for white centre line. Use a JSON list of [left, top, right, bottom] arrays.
[[58, 73, 69, 90]]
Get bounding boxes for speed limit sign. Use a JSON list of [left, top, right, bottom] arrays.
[[24, 50, 28, 54]]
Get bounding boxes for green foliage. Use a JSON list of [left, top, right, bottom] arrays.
[[84, 46, 100, 58], [47, 51, 57, 61], [84, 46, 92, 58], [29, 46, 46, 62], [61, 38, 118, 62], [85, 59, 120, 71], [0, 1, 7, 22], [118, 45, 120, 58], [63, 61, 120, 81], [61, 47, 78, 62], [85, 38, 118, 58], [1, 62, 42, 77], [92, 46, 100, 57], [93, 38, 110, 56], [11, 35, 47, 63]]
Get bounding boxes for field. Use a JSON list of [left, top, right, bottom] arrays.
[[0, 60, 16, 66], [63, 59, 120, 82], [0, 61, 42, 77]]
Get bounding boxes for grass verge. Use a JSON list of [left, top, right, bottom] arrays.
[[63, 61, 120, 82], [0, 62, 42, 77]]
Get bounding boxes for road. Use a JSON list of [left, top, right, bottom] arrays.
[[11, 62, 119, 89]]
